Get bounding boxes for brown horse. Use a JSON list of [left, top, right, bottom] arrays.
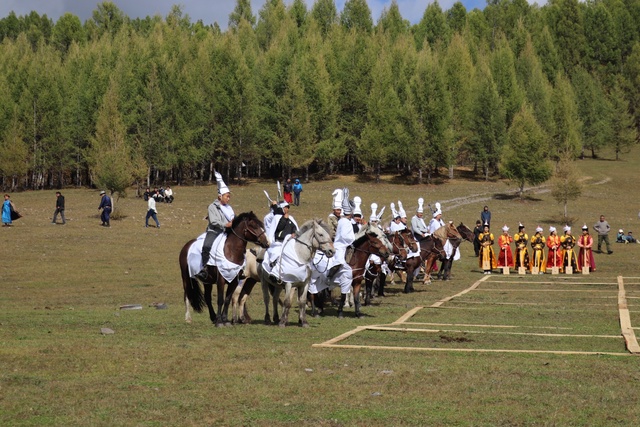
[[436, 223, 475, 280], [180, 211, 269, 326], [340, 231, 390, 318], [424, 223, 462, 283], [384, 229, 420, 294]]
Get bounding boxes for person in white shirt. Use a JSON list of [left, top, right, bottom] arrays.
[[145, 191, 160, 228], [411, 198, 429, 240]]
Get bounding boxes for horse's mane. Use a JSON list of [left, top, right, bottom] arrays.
[[434, 223, 460, 242], [353, 231, 375, 247], [226, 211, 262, 234]]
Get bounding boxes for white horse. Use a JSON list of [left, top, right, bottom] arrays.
[[259, 219, 335, 327]]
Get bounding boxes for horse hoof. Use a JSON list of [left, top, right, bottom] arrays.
[[278, 322, 286, 328], [337, 312, 344, 319], [300, 321, 309, 328], [215, 323, 224, 328]]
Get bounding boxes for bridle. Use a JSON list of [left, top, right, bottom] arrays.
[[231, 218, 267, 246]]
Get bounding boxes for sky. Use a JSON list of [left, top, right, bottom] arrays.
[[0, 0, 499, 30]]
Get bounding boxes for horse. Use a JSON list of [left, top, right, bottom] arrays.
[[383, 229, 421, 295], [424, 223, 461, 284], [180, 211, 269, 326], [436, 222, 475, 281]]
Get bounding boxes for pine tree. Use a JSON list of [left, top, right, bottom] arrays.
[[609, 80, 638, 160], [551, 153, 582, 219]]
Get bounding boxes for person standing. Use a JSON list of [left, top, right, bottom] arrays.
[[530, 226, 546, 273], [547, 227, 563, 271], [145, 191, 160, 228], [52, 191, 66, 225], [292, 179, 302, 206], [195, 172, 235, 281], [411, 198, 429, 240], [98, 191, 112, 227], [478, 223, 497, 274], [497, 225, 514, 268], [283, 178, 293, 204], [593, 215, 613, 254], [514, 223, 529, 270], [560, 225, 579, 271], [577, 224, 596, 272], [473, 220, 483, 257], [2, 194, 15, 226], [480, 205, 491, 228]]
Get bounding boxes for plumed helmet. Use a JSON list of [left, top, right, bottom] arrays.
[[536, 225, 543, 233]]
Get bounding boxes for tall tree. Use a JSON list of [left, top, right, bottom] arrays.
[[501, 103, 552, 198], [608, 80, 638, 160], [228, 0, 256, 29], [310, 0, 337, 36], [550, 73, 582, 161], [571, 67, 611, 158], [551, 153, 583, 219], [340, 0, 373, 33], [491, 34, 524, 126], [377, 0, 409, 41], [414, 1, 449, 49], [547, 0, 585, 74]]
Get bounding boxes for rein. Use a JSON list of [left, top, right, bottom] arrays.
[[231, 218, 266, 244]]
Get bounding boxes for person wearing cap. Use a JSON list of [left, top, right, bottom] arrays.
[[52, 191, 66, 225], [530, 226, 546, 273], [593, 215, 612, 254], [327, 188, 356, 317], [547, 227, 563, 270], [292, 179, 302, 206], [513, 223, 529, 270], [497, 225, 514, 268], [560, 225, 579, 271], [196, 172, 235, 281], [577, 224, 596, 272], [98, 190, 112, 227], [327, 189, 343, 240], [478, 223, 497, 274], [351, 196, 365, 233], [427, 208, 444, 235], [389, 202, 405, 232], [411, 198, 429, 240]]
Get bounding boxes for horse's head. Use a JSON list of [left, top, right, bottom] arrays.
[[233, 211, 269, 248], [400, 229, 418, 253], [457, 222, 475, 243], [390, 231, 408, 260], [362, 224, 393, 252], [367, 232, 390, 258], [312, 219, 334, 258]]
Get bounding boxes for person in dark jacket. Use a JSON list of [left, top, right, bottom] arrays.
[[292, 179, 303, 206], [52, 191, 66, 224], [98, 191, 112, 227], [480, 205, 491, 228]]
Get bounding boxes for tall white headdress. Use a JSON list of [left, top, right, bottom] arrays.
[[341, 187, 354, 214], [370, 203, 379, 222], [215, 171, 230, 195], [417, 198, 424, 213], [390, 202, 399, 219], [332, 189, 343, 210], [398, 200, 406, 218], [353, 196, 362, 216]]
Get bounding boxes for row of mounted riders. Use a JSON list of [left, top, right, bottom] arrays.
[[180, 211, 474, 327]]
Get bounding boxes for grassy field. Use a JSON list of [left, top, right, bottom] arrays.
[[2, 146, 640, 426]]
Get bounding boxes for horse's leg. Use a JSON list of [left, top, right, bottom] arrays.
[[272, 284, 281, 324], [231, 280, 243, 324], [215, 274, 226, 327], [353, 283, 363, 318], [279, 282, 292, 327], [404, 263, 415, 293], [364, 275, 372, 306], [203, 281, 217, 325], [337, 292, 347, 318], [298, 284, 309, 327], [238, 278, 257, 324], [261, 280, 272, 325], [221, 278, 239, 326]]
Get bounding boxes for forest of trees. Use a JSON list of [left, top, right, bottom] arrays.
[[0, 0, 639, 194]]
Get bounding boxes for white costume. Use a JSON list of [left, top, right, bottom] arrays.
[[411, 197, 429, 238], [262, 202, 298, 276]]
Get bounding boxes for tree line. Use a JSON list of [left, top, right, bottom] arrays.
[[0, 0, 638, 196]]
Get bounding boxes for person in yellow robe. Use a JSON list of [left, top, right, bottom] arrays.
[[513, 223, 529, 270], [560, 225, 579, 271], [530, 225, 547, 273], [478, 223, 497, 274]]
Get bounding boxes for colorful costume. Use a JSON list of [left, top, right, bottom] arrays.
[[546, 231, 563, 271], [577, 229, 596, 272], [560, 230, 579, 271], [497, 232, 514, 268], [478, 230, 497, 273], [530, 231, 547, 273], [514, 229, 529, 269]]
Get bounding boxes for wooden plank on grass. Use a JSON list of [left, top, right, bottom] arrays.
[[617, 276, 640, 354], [391, 306, 425, 325], [430, 275, 490, 308], [365, 325, 621, 339]]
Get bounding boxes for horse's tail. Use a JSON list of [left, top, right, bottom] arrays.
[[180, 239, 206, 313]]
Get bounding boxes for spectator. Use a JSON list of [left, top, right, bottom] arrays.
[[617, 229, 639, 244], [292, 179, 302, 206], [145, 192, 160, 228], [593, 215, 613, 254], [98, 191, 112, 227], [283, 178, 293, 204], [143, 187, 152, 201], [2, 194, 16, 227], [164, 185, 174, 203], [152, 187, 164, 203], [52, 191, 66, 225], [480, 205, 491, 228]]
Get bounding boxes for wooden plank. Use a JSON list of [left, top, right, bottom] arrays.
[[473, 289, 614, 293], [403, 322, 573, 330], [318, 325, 367, 346], [617, 276, 640, 354], [312, 343, 631, 357], [391, 306, 425, 325], [430, 275, 490, 308], [365, 325, 621, 339]]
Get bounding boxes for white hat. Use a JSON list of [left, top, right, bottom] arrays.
[[502, 224, 509, 232], [99, 190, 106, 195], [215, 171, 230, 195], [536, 225, 543, 233], [582, 224, 588, 230], [433, 209, 442, 218], [341, 187, 354, 214], [417, 198, 424, 213], [278, 201, 289, 209], [518, 223, 524, 230], [549, 226, 556, 233], [619, 229, 624, 233], [353, 196, 362, 216], [398, 200, 406, 218], [435, 202, 441, 212], [390, 202, 399, 219], [563, 225, 571, 232], [332, 189, 343, 210], [370, 203, 379, 222]]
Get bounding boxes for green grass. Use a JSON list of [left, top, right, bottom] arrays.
[[2, 146, 640, 426]]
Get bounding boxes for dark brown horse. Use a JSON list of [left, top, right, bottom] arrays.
[[436, 223, 475, 280], [180, 211, 269, 326], [424, 223, 463, 282], [385, 229, 420, 294], [340, 231, 390, 318]]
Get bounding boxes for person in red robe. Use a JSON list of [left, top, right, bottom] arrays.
[[546, 226, 563, 271], [577, 224, 596, 272], [497, 224, 514, 268]]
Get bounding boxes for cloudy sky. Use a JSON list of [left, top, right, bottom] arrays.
[[0, 0, 500, 29]]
